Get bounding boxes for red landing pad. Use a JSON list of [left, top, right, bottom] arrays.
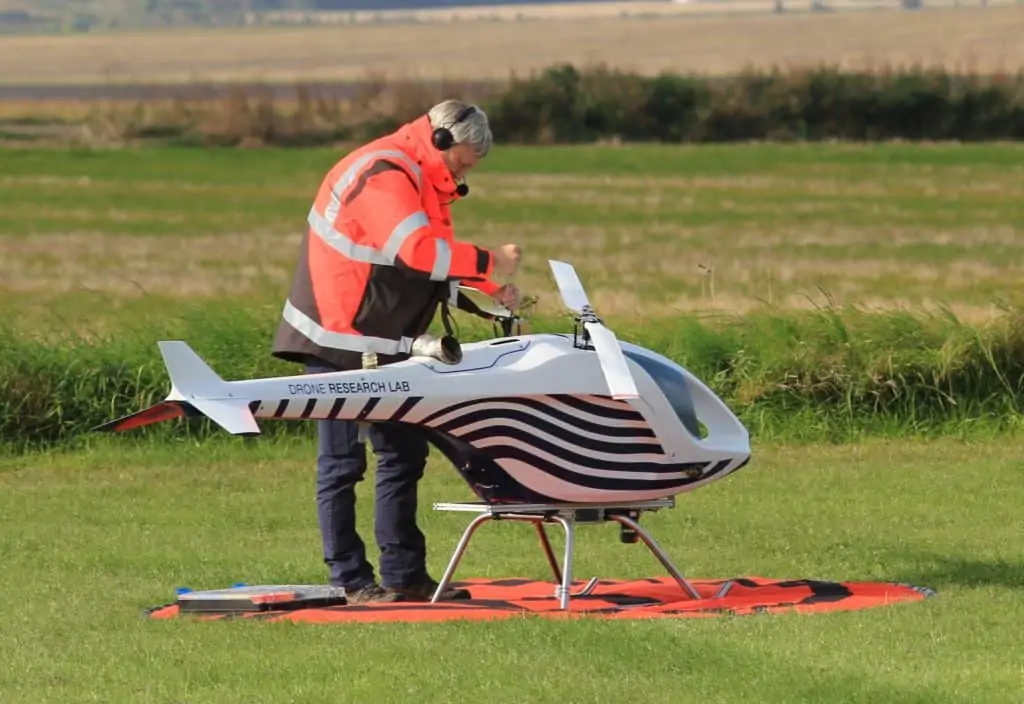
[[145, 577, 936, 623]]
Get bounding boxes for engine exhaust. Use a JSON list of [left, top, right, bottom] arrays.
[[411, 334, 463, 365]]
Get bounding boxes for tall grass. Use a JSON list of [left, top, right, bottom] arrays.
[[3, 300, 1023, 456]]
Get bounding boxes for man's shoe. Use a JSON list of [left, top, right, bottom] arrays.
[[387, 578, 472, 602], [346, 582, 406, 605]]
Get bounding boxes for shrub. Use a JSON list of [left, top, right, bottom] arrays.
[[54, 63, 1024, 149]]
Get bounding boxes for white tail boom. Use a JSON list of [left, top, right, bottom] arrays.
[[93, 341, 261, 436]]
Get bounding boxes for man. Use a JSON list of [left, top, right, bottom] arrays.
[[271, 99, 521, 605]]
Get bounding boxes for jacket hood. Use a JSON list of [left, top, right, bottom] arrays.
[[394, 115, 461, 199]]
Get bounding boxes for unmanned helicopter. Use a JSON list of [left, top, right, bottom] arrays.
[[96, 259, 751, 506]]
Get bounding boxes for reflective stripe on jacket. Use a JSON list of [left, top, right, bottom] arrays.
[[271, 114, 499, 371]]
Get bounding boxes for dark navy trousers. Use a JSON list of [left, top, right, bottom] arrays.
[[306, 363, 430, 590]]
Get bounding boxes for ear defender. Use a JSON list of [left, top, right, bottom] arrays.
[[432, 105, 478, 151]]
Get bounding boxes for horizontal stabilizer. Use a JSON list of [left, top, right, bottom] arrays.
[[189, 397, 261, 436]]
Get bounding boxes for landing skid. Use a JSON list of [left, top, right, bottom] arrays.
[[430, 498, 726, 610]]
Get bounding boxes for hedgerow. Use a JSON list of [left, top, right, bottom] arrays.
[[64, 63, 1024, 147]]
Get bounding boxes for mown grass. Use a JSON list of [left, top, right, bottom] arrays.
[[3, 143, 1023, 319], [0, 437, 1021, 703]]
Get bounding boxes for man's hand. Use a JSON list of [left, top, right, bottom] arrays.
[[491, 283, 522, 311], [492, 244, 521, 278]]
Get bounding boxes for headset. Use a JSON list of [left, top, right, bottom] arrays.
[[431, 104, 477, 151], [432, 104, 477, 198]]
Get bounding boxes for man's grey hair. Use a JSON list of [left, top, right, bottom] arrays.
[[427, 99, 493, 158]]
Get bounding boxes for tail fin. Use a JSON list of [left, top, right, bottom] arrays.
[[92, 341, 261, 436], [158, 340, 225, 398]]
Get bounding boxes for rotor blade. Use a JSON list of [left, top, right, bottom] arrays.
[[584, 321, 640, 400], [548, 259, 590, 313]]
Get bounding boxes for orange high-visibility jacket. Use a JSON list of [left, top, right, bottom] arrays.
[[272, 114, 500, 371]]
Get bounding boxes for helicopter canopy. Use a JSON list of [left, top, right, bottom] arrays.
[[622, 349, 703, 439]]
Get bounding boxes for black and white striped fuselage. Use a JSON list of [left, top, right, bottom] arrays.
[[248, 389, 743, 504]]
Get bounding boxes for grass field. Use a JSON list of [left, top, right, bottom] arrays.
[[2, 141, 1023, 701], [1, 437, 1022, 702], [1, 4, 1022, 86]]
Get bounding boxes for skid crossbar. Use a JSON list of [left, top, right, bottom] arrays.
[[430, 498, 708, 610]]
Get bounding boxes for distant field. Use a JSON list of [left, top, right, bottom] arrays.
[[0, 4, 1021, 87], [250, 0, 902, 24], [2, 142, 1023, 327]]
